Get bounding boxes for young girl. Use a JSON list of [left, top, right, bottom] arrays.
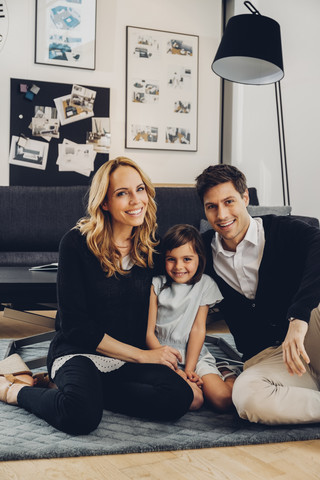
[[146, 224, 239, 412]]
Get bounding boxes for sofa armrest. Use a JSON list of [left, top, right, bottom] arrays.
[[247, 205, 292, 216]]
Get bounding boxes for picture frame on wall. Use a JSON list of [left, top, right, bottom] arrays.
[[126, 26, 199, 151], [35, 0, 96, 70]]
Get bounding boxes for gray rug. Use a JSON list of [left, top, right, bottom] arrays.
[[0, 337, 319, 461]]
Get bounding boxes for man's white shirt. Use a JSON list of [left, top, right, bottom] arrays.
[[211, 216, 265, 299]]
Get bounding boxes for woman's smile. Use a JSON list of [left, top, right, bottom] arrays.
[[125, 207, 144, 216]]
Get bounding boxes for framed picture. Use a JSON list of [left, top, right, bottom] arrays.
[[126, 26, 199, 151], [35, 0, 96, 70]]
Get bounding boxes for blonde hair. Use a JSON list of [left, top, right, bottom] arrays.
[[77, 157, 158, 276]]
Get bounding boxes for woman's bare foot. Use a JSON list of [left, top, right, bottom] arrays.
[[175, 369, 204, 410], [186, 379, 204, 411], [0, 375, 34, 405]]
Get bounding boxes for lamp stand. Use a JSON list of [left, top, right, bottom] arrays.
[[275, 81, 290, 206]]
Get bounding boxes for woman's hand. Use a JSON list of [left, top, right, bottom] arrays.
[[97, 333, 181, 369], [185, 369, 203, 387], [282, 319, 309, 376], [139, 345, 182, 370]]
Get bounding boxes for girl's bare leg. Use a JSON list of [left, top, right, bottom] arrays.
[[202, 373, 236, 412]]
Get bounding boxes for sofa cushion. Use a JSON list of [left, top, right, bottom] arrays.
[[155, 187, 203, 237], [0, 186, 88, 252], [199, 219, 213, 234]]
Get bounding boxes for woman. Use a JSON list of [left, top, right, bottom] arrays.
[[0, 157, 193, 434]]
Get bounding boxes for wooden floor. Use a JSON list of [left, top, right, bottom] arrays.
[[0, 311, 320, 480]]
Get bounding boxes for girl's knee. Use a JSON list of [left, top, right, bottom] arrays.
[[204, 387, 233, 412], [212, 392, 233, 412], [202, 374, 234, 412]]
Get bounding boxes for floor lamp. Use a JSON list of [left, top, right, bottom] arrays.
[[212, 1, 290, 206]]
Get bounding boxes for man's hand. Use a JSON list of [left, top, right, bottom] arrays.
[[282, 319, 310, 376]]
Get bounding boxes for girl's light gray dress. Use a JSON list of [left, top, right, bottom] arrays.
[[153, 274, 223, 377]]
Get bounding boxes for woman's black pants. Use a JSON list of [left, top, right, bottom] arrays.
[[18, 356, 193, 434]]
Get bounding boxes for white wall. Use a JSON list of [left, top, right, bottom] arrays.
[[0, 0, 222, 186], [223, 0, 320, 219]]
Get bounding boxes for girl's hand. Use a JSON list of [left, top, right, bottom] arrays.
[[139, 345, 182, 370], [185, 369, 203, 387]]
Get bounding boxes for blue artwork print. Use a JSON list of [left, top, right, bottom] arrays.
[[50, 6, 81, 30]]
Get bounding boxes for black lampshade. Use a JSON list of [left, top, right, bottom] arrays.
[[212, 14, 284, 85]]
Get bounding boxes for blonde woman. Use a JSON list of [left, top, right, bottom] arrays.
[[0, 158, 193, 434]]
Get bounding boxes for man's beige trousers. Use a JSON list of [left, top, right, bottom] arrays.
[[232, 306, 320, 424]]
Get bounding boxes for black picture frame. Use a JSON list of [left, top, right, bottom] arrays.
[[35, 0, 97, 70], [126, 26, 199, 151]]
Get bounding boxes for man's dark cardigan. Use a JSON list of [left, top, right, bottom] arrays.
[[203, 215, 320, 361]]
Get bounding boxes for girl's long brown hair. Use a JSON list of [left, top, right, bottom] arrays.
[[76, 157, 158, 276]]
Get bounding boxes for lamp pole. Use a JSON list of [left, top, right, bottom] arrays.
[[275, 81, 290, 206], [214, 1, 290, 206], [244, 1, 290, 206]]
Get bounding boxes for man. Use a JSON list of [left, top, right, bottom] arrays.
[[196, 164, 320, 424]]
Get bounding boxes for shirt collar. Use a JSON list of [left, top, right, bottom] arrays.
[[213, 216, 261, 255], [244, 216, 261, 247]]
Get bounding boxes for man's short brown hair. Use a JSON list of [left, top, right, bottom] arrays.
[[195, 164, 247, 203]]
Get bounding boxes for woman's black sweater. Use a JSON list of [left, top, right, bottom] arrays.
[[47, 228, 153, 371]]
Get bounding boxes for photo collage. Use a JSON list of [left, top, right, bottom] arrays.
[[126, 27, 198, 151]]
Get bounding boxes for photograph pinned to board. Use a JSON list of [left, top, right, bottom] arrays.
[[126, 26, 198, 151], [70, 84, 96, 112], [54, 91, 95, 126], [35, 0, 96, 70], [57, 138, 96, 176], [86, 117, 111, 153], [9, 135, 49, 170], [29, 106, 60, 141]]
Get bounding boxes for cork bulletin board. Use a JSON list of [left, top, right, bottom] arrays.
[[9, 78, 110, 186]]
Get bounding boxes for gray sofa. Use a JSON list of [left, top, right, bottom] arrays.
[[0, 185, 318, 268]]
